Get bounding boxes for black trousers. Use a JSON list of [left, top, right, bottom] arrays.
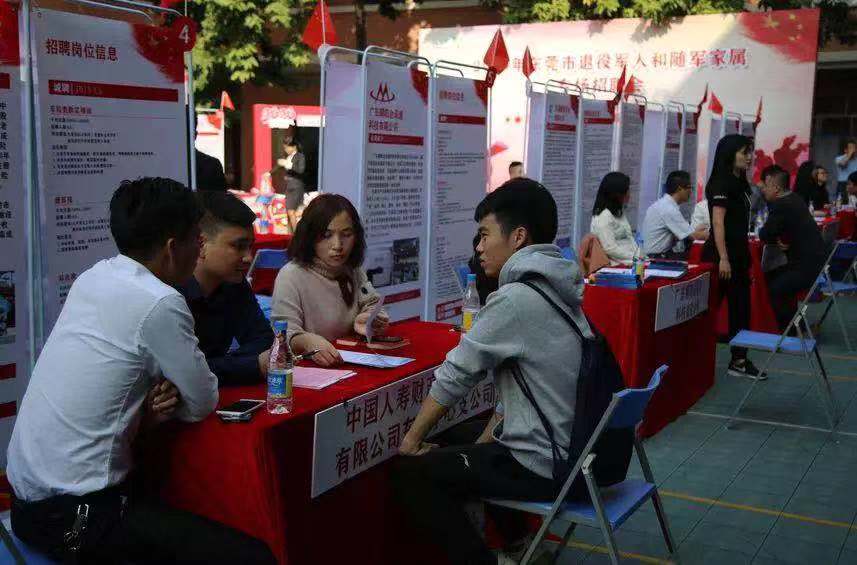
[[11, 489, 276, 565], [766, 266, 817, 331], [392, 421, 559, 565], [714, 263, 751, 359]]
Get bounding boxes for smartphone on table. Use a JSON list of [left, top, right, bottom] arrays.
[[216, 399, 265, 422]]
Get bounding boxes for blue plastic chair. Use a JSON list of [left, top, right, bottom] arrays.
[[485, 365, 675, 565], [246, 248, 289, 288], [560, 246, 577, 262], [255, 294, 273, 321], [813, 243, 857, 351], [728, 243, 841, 430]]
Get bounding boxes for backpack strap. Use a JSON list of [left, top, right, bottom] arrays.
[[517, 276, 588, 342]]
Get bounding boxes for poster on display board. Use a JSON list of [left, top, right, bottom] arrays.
[[615, 101, 644, 230], [359, 59, 428, 322], [0, 3, 31, 467], [725, 115, 740, 135], [578, 98, 614, 242], [541, 91, 579, 249], [705, 116, 724, 184], [319, 59, 362, 203], [195, 110, 225, 169], [741, 119, 756, 138], [637, 107, 665, 230], [30, 8, 188, 334], [683, 110, 700, 197], [663, 110, 682, 187], [426, 74, 488, 324]]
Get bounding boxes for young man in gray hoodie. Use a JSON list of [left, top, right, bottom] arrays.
[[394, 179, 591, 565]]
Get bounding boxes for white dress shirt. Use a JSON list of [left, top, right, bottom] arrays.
[[691, 200, 710, 232], [7, 255, 218, 501], [642, 194, 694, 255], [590, 209, 639, 266], [835, 153, 857, 183]]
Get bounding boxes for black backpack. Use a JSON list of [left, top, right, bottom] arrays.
[[506, 277, 634, 499]]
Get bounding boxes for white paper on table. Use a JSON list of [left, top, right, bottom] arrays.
[[643, 269, 686, 280], [364, 295, 385, 342], [293, 367, 356, 390], [597, 267, 633, 275], [338, 350, 414, 369]]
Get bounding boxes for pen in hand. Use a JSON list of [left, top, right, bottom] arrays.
[[294, 349, 321, 363]]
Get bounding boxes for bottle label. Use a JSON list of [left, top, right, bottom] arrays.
[[462, 311, 473, 332], [268, 368, 293, 398]]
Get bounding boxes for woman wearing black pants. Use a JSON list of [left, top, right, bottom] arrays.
[[702, 134, 765, 380]]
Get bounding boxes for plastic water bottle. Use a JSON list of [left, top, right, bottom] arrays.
[[754, 211, 764, 236], [267, 320, 294, 414], [462, 273, 480, 333]]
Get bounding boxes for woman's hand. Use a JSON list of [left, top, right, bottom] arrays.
[[719, 258, 732, 280], [354, 310, 390, 337], [295, 333, 342, 367]]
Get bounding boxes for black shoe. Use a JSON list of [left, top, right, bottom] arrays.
[[728, 359, 767, 381]]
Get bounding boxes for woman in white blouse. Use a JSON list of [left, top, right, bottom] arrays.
[[590, 172, 640, 265]]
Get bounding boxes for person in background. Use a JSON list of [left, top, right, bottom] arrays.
[[702, 134, 764, 380], [272, 194, 388, 367], [691, 198, 710, 232], [195, 148, 227, 192], [835, 139, 857, 202], [590, 171, 639, 265], [272, 140, 307, 231], [794, 160, 829, 213], [394, 179, 590, 565], [759, 166, 827, 331], [178, 191, 273, 386], [469, 233, 499, 305], [508, 161, 524, 180], [813, 166, 832, 208], [7, 178, 275, 564], [842, 171, 857, 207], [642, 170, 708, 259]]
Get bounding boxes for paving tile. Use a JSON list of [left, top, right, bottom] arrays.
[[700, 505, 779, 535], [733, 470, 802, 497], [769, 515, 850, 547], [720, 485, 791, 511], [677, 541, 754, 565], [683, 521, 768, 555], [838, 549, 857, 565], [783, 498, 856, 524], [757, 534, 842, 565]]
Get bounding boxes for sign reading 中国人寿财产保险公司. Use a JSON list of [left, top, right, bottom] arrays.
[[311, 368, 496, 497], [427, 74, 488, 324], [30, 8, 188, 335], [655, 272, 711, 332]]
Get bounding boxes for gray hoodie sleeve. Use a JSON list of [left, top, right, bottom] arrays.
[[430, 290, 524, 408]]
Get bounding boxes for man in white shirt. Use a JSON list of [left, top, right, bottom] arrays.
[[642, 170, 708, 258], [7, 178, 275, 564], [835, 139, 857, 201]]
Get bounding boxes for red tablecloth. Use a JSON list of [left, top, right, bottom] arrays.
[[689, 240, 779, 336], [145, 321, 459, 565], [836, 210, 856, 240], [582, 265, 718, 437], [252, 233, 291, 254]]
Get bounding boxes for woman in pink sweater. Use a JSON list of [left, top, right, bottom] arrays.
[[272, 195, 389, 366]]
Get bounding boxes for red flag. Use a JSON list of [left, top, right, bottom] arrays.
[[220, 91, 235, 111], [302, 0, 337, 52], [521, 47, 535, 79], [708, 91, 723, 115], [623, 76, 637, 99], [160, 0, 185, 7], [483, 29, 509, 75], [754, 97, 763, 128], [696, 84, 709, 115], [607, 66, 626, 117]]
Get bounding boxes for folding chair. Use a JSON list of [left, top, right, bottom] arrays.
[[727, 244, 841, 430], [814, 242, 857, 351], [485, 365, 677, 565], [246, 248, 289, 295]]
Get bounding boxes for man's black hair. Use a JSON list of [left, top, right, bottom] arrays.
[[474, 178, 557, 244], [767, 168, 790, 191], [508, 161, 523, 170], [110, 177, 202, 261], [664, 170, 691, 195], [197, 190, 256, 237], [760, 164, 786, 183], [848, 171, 857, 184]]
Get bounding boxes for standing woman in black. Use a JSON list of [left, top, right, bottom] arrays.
[[702, 134, 764, 379]]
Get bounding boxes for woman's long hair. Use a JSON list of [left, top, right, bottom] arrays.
[[592, 172, 630, 218], [705, 134, 753, 197], [793, 160, 816, 205]]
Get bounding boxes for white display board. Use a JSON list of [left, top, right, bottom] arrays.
[[741, 119, 756, 138], [195, 110, 225, 169], [426, 75, 488, 323], [524, 88, 545, 181], [663, 110, 682, 185], [359, 59, 428, 322], [655, 272, 710, 332], [31, 8, 188, 334], [614, 101, 645, 230], [541, 91, 580, 249], [0, 4, 31, 467], [311, 367, 496, 497], [637, 107, 665, 230], [725, 115, 740, 136], [320, 59, 362, 204], [705, 115, 724, 184], [578, 98, 614, 242]]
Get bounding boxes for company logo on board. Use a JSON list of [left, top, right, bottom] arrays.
[[370, 82, 396, 103]]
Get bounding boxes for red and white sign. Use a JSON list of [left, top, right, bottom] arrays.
[[31, 8, 188, 334], [578, 99, 615, 242], [683, 110, 700, 197], [0, 4, 30, 467], [426, 74, 488, 323], [542, 92, 579, 248], [311, 367, 496, 497], [655, 272, 711, 332], [615, 101, 645, 230]]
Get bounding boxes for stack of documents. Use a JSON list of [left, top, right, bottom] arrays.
[[294, 367, 356, 390]]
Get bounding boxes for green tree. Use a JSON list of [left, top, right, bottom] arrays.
[[482, 0, 854, 44]]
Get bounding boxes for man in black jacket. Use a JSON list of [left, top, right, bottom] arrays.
[[759, 166, 828, 331]]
